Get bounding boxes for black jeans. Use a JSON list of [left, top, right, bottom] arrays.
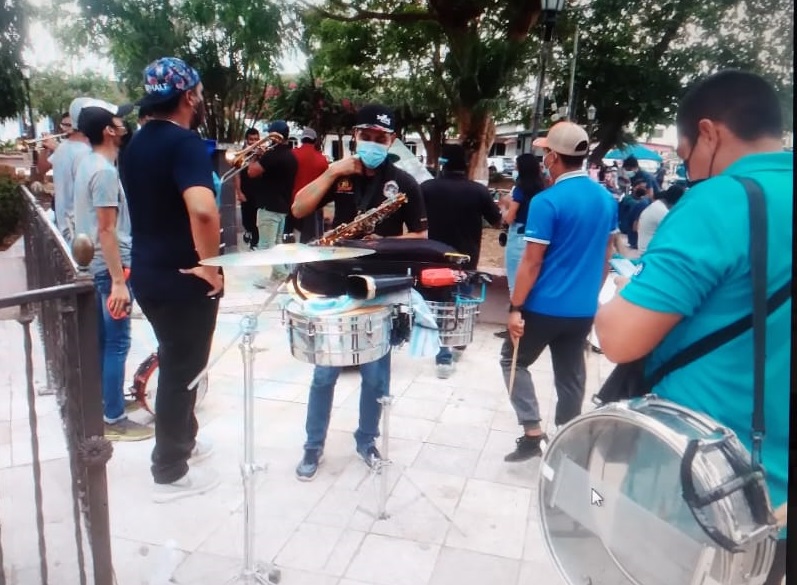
[[499, 311, 592, 429], [137, 295, 219, 484], [241, 199, 259, 248]]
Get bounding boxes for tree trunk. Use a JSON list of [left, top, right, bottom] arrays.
[[457, 108, 495, 182], [588, 108, 628, 165], [417, 125, 443, 171]]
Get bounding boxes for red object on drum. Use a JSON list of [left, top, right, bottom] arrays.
[[420, 268, 466, 287]]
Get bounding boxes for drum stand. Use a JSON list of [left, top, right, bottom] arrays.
[[189, 280, 290, 585], [358, 394, 464, 534]]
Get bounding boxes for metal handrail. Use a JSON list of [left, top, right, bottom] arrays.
[[0, 281, 94, 310], [19, 185, 80, 274]]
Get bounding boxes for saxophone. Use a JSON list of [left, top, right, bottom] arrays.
[[311, 193, 408, 246]]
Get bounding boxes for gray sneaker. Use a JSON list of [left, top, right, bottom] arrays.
[[295, 449, 323, 481], [153, 468, 221, 503], [104, 418, 154, 442]]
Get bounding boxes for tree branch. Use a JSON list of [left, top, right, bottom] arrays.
[[300, 1, 436, 24]]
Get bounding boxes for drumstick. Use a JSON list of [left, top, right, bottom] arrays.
[[508, 336, 520, 398]]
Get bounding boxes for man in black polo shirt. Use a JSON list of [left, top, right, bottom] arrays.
[[290, 104, 427, 481], [233, 127, 263, 250], [422, 143, 502, 378], [247, 120, 297, 285], [120, 57, 223, 502]]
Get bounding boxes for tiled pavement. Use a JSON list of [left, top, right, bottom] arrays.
[[0, 264, 616, 585]]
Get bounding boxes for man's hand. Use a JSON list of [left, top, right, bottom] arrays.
[[507, 311, 525, 340], [180, 265, 224, 296], [107, 281, 131, 318], [362, 233, 383, 240], [235, 190, 246, 203], [41, 134, 59, 152], [328, 156, 363, 179], [613, 275, 630, 292]]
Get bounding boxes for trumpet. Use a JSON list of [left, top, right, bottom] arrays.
[[220, 131, 285, 183], [16, 132, 68, 151]]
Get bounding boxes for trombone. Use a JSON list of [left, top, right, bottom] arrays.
[[17, 132, 69, 151], [220, 131, 285, 183]]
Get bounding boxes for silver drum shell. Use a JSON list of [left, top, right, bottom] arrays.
[[284, 305, 393, 367], [538, 396, 778, 585], [426, 301, 479, 346]]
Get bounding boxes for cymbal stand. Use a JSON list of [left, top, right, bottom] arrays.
[[186, 276, 292, 585], [357, 392, 465, 533]]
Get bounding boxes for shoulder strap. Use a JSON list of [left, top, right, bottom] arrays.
[[737, 176, 768, 467]]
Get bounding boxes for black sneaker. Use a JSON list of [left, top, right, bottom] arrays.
[[356, 444, 382, 468], [295, 449, 323, 481], [504, 434, 548, 462], [494, 330, 510, 339]]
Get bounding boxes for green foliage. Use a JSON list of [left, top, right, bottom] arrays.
[[546, 0, 794, 159], [0, 167, 24, 245], [29, 70, 128, 127], [0, 0, 29, 119], [54, 0, 288, 142]]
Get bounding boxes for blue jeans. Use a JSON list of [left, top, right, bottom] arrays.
[[93, 270, 132, 423], [257, 209, 289, 279], [505, 223, 526, 297], [304, 351, 391, 451]]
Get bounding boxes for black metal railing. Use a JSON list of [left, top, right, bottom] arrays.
[[0, 185, 113, 585]]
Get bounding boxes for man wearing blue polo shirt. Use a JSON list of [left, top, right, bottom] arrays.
[[595, 70, 790, 584], [502, 121, 617, 462]]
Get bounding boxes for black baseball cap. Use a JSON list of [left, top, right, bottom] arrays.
[[77, 103, 134, 136], [354, 104, 395, 133], [268, 120, 290, 139]]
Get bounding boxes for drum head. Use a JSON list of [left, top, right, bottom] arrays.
[[538, 401, 767, 585]]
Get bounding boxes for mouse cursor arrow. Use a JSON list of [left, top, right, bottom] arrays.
[[591, 488, 604, 507]]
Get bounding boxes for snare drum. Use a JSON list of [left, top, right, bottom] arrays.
[[283, 300, 394, 367], [539, 396, 777, 585], [426, 299, 479, 346]]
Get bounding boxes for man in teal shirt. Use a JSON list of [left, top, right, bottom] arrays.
[[596, 70, 790, 584]]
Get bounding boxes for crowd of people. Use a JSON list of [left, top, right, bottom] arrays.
[[36, 55, 788, 583]]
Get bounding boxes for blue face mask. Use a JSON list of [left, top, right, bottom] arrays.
[[356, 140, 389, 169]]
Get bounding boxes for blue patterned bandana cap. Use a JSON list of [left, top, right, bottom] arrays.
[[138, 57, 201, 106]]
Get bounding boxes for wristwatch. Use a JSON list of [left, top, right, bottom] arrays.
[[508, 304, 523, 314]]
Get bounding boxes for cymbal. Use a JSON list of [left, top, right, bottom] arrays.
[[200, 243, 376, 267]]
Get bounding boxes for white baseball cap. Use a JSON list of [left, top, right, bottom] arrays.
[[533, 121, 590, 156]]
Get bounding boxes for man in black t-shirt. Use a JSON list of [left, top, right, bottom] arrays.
[[290, 104, 427, 481], [233, 127, 263, 249], [247, 120, 297, 284], [422, 143, 502, 377], [120, 57, 223, 503]]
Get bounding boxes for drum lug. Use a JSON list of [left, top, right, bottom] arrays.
[[365, 317, 373, 336], [308, 322, 316, 337]]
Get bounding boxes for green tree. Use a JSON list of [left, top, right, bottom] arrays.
[[53, 0, 288, 142], [546, 0, 794, 162], [0, 0, 30, 119], [29, 69, 128, 130], [306, 0, 543, 180]]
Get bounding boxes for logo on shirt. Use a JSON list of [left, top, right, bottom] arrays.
[[336, 178, 354, 193], [383, 180, 399, 199]]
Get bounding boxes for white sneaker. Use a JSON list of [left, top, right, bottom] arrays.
[[189, 439, 214, 464], [436, 363, 454, 379], [153, 468, 221, 503]]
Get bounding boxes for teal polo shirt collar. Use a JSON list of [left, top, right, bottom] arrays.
[[720, 150, 792, 176]]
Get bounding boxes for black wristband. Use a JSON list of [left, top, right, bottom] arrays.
[[509, 304, 523, 313]]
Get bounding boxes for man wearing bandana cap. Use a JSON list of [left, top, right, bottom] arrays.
[[120, 57, 223, 503]]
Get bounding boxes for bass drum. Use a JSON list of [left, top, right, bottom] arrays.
[[131, 353, 209, 415], [538, 396, 777, 585]]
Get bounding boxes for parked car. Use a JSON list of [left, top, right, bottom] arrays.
[[487, 156, 515, 177]]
